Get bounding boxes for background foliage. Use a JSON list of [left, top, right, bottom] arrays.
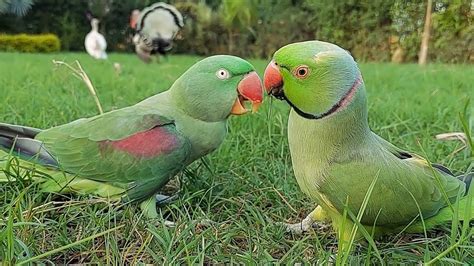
[[0, 0, 472, 62], [0, 33, 60, 52], [0, 0, 34, 16]]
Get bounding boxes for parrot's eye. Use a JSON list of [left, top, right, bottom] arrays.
[[216, 69, 230, 80], [294, 65, 309, 78]]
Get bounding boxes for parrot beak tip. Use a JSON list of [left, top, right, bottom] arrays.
[[231, 71, 264, 115], [264, 60, 284, 99]]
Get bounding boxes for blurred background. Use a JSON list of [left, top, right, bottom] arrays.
[[0, 0, 472, 63]]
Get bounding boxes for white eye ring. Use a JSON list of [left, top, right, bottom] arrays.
[[216, 69, 230, 80]]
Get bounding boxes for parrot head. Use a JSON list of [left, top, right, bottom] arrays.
[[264, 40, 364, 120], [170, 55, 264, 122]]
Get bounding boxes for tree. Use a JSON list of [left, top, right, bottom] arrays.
[[418, 0, 433, 65], [304, 0, 395, 61], [220, 0, 257, 53], [0, 0, 34, 16]]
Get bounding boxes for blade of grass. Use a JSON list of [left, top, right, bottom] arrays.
[[17, 225, 124, 265], [340, 171, 382, 265]]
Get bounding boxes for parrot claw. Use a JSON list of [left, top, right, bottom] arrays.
[[278, 215, 316, 234], [152, 219, 176, 228], [155, 193, 179, 205], [279, 221, 312, 234], [163, 220, 176, 227]]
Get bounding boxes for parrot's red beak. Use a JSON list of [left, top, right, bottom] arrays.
[[231, 71, 264, 115], [264, 60, 284, 98]]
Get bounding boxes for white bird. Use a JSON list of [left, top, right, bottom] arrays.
[[130, 2, 184, 63], [85, 18, 107, 60]]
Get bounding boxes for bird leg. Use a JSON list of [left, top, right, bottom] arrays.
[[280, 206, 327, 234], [282, 214, 315, 234]]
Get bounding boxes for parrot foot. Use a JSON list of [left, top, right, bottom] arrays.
[[155, 193, 178, 206], [164, 220, 176, 227], [150, 218, 176, 228], [279, 215, 316, 234], [158, 219, 176, 227]]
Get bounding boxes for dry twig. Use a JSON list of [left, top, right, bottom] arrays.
[[435, 132, 467, 144], [53, 60, 104, 114]]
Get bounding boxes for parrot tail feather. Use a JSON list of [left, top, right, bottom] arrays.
[[1, 150, 125, 199], [458, 172, 473, 193], [405, 180, 473, 233], [0, 123, 58, 167], [0, 123, 42, 139], [0, 124, 125, 199]]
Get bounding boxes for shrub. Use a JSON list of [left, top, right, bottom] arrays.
[[0, 34, 61, 53]]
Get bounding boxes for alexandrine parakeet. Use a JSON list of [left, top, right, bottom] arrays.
[[0, 55, 263, 218], [263, 41, 472, 243]]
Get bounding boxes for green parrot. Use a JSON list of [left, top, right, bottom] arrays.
[[0, 55, 263, 219], [263, 41, 472, 244]]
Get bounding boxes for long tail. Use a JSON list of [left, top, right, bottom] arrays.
[[0, 123, 42, 138], [0, 123, 124, 198], [0, 122, 58, 167], [0, 122, 60, 183], [406, 173, 474, 233], [1, 151, 123, 198]]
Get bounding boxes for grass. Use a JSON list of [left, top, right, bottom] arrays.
[[0, 52, 472, 264]]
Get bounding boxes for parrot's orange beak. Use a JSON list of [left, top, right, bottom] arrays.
[[264, 60, 284, 98], [231, 71, 264, 115]]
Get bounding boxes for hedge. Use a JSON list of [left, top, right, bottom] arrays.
[[0, 34, 61, 53]]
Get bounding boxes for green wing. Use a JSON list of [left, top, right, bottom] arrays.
[[35, 106, 191, 202], [320, 132, 465, 227]]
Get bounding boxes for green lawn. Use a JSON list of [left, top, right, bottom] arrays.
[[0, 52, 472, 264]]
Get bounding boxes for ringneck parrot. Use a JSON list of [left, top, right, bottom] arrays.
[[263, 41, 472, 245], [0, 55, 263, 218]]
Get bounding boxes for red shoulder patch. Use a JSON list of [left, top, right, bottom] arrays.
[[101, 126, 180, 158]]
